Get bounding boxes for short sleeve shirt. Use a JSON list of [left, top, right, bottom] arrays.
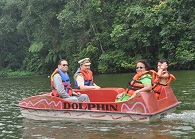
[[75, 73, 85, 87], [138, 74, 152, 85]]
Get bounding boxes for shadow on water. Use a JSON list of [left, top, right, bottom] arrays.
[[0, 70, 195, 139]]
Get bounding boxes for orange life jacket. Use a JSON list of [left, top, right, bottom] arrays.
[[50, 68, 73, 97], [74, 68, 94, 89], [125, 70, 155, 96], [152, 71, 176, 99], [79, 69, 93, 82]]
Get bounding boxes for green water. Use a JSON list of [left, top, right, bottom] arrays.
[[0, 70, 195, 139]]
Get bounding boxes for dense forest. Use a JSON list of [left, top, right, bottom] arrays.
[[0, 0, 195, 76]]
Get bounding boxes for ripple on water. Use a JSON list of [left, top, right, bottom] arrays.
[[174, 126, 194, 131], [164, 110, 195, 124], [160, 110, 195, 138], [1, 73, 195, 139]]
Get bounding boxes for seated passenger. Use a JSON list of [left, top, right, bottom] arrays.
[[51, 59, 90, 102], [73, 58, 101, 90], [115, 59, 152, 102], [152, 59, 176, 99]]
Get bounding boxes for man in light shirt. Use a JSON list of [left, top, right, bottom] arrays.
[[74, 58, 101, 90], [52, 59, 90, 102]]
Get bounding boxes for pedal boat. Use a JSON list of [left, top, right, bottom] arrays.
[[18, 86, 180, 122]]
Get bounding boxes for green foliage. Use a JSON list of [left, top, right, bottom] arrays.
[[0, 69, 34, 77], [175, 48, 194, 67], [1, 0, 195, 76], [71, 43, 100, 74], [29, 42, 43, 52], [98, 50, 127, 73], [0, 0, 29, 71]]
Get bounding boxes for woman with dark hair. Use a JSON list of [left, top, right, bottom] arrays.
[[115, 59, 152, 102]]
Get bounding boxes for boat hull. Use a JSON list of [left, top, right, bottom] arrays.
[[19, 105, 177, 122], [18, 87, 180, 122]]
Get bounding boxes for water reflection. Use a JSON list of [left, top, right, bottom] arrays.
[[21, 118, 180, 139]]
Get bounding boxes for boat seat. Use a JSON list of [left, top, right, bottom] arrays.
[[74, 88, 125, 102], [49, 88, 125, 102]]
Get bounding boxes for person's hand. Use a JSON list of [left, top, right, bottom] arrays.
[[76, 92, 81, 96], [161, 62, 168, 69], [94, 86, 101, 89], [116, 93, 123, 99], [73, 92, 81, 96]]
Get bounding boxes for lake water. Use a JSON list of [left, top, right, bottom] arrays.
[[0, 70, 195, 139]]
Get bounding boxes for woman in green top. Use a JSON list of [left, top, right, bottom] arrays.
[[116, 59, 152, 102]]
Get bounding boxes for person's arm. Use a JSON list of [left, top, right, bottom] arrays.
[[135, 84, 152, 93], [160, 71, 170, 79], [93, 82, 100, 87], [134, 75, 152, 95], [131, 84, 152, 98], [53, 74, 70, 98], [157, 62, 169, 78], [76, 74, 100, 90]]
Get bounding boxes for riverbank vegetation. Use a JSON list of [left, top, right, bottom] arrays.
[[0, 69, 34, 77], [0, 0, 194, 77]]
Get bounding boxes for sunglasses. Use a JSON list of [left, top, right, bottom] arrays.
[[62, 64, 69, 67], [136, 66, 145, 69]]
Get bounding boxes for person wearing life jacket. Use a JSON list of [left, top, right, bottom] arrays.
[[51, 59, 90, 102], [74, 58, 101, 90], [115, 59, 152, 102], [152, 59, 176, 99]]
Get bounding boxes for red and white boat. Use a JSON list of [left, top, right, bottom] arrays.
[[18, 86, 180, 122]]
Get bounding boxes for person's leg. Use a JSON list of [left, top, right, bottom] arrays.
[[64, 96, 78, 102], [77, 94, 90, 102]]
